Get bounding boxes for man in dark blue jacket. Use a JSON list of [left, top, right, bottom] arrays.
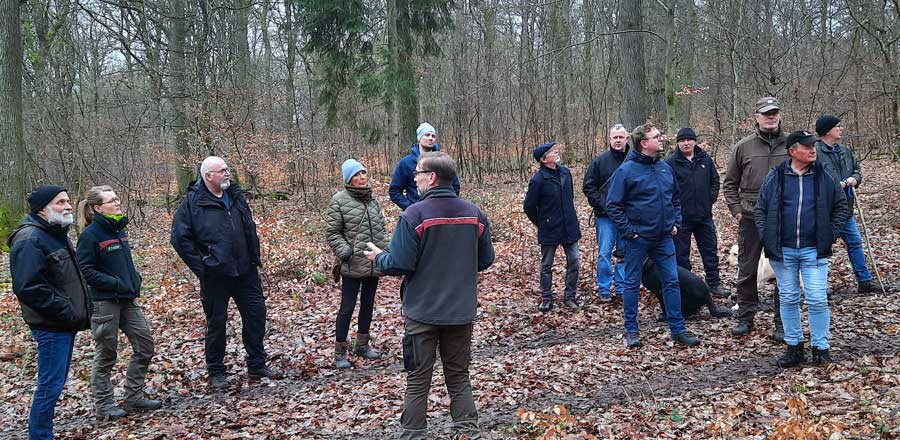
[[666, 127, 729, 297], [366, 151, 495, 440], [524, 142, 582, 312], [171, 156, 281, 389], [583, 124, 629, 302], [388, 122, 461, 210], [814, 115, 877, 293], [606, 124, 700, 348], [755, 130, 848, 367], [8, 186, 91, 440]]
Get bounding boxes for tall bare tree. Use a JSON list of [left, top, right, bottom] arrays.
[[1, 0, 27, 247]]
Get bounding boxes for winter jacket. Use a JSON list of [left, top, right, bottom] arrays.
[[76, 215, 142, 302], [723, 125, 789, 217], [754, 160, 848, 262], [666, 146, 720, 222], [388, 143, 461, 210], [171, 179, 261, 279], [7, 214, 91, 332], [816, 140, 862, 212], [582, 147, 629, 217], [605, 149, 682, 241], [376, 185, 495, 325], [324, 186, 390, 278], [523, 165, 582, 245]]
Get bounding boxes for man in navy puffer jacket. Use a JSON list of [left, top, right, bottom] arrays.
[[389, 122, 461, 210], [606, 124, 700, 348]]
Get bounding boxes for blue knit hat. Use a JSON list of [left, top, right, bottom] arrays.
[[416, 122, 436, 142], [533, 142, 557, 162], [341, 159, 366, 184]]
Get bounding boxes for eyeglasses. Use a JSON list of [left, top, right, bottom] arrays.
[[100, 198, 121, 205], [414, 170, 434, 175], [209, 168, 230, 175]]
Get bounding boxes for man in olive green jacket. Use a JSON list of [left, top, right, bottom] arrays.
[[723, 96, 789, 341]]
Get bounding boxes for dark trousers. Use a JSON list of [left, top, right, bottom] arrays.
[[335, 277, 378, 342], [200, 266, 268, 376], [91, 299, 155, 413], [673, 217, 722, 288], [539, 242, 580, 301], [400, 318, 479, 440], [735, 215, 781, 324], [28, 330, 76, 440]]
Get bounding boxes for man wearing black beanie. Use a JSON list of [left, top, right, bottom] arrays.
[[815, 115, 878, 293], [7, 186, 91, 439]]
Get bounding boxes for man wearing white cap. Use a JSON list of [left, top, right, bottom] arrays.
[[389, 122, 461, 210]]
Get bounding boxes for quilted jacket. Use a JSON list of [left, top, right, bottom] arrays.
[[324, 186, 390, 278]]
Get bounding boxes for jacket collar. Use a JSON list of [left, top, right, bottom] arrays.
[[627, 149, 660, 165], [815, 140, 841, 153], [190, 178, 244, 206], [91, 212, 129, 232], [411, 143, 442, 158], [420, 185, 458, 200], [672, 145, 707, 162], [7, 213, 70, 247], [610, 145, 629, 160]]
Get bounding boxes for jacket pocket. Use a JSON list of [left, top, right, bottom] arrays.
[[90, 312, 117, 343], [402, 334, 417, 372]]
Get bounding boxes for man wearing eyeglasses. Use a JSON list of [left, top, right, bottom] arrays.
[[723, 96, 790, 341], [606, 124, 700, 348], [171, 156, 282, 390]]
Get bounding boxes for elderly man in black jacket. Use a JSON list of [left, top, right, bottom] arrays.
[[8, 186, 91, 440], [666, 128, 729, 298], [583, 124, 629, 302], [171, 156, 281, 389]]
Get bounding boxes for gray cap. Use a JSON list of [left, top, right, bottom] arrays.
[[755, 96, 780, 113]]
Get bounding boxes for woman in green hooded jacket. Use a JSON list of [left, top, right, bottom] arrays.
[[324, 159, 390, 369]]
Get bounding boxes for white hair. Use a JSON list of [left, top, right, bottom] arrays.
[[200, 156, 226, 178], [609, 124, 628, 135]]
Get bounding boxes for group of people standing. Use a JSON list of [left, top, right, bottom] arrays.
[[523, 96, 879, 366], [5, 98, 881, 439]]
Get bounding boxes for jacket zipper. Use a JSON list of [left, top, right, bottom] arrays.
[[795, 172, 803, 248], [365, 200, 375, 276]]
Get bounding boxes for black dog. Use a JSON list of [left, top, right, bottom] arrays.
[[641, 259, 732, 320]]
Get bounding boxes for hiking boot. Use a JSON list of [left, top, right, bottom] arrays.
[[776, 342, 806, 368], [598, 294, 612, 303], [656, 312, 667, 323], [858, 280, 879, 294], [538, 299, 553, 313], [563, 299, 580, 310], [811, 347, 833, 366], [731, 321, 754, 337], [672, 331, 701, 346], [247, 367, 284, 380], [122, 399, 162, 412], [334, 341, 351, 369], [625, 332, 642, 348], [209, 374, 230, 390], [353, 334, 381, 360], [709, 285, 731, 298], [96, 407, 127, 421], [773, 318, 785, 344]]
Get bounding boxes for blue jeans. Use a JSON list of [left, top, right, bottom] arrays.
[[29, 329, 76, 440], [595, 216, 625, 296], [620, 236, 686, 335], [770, 247, 831, 349], [840, 216, 873, 282]]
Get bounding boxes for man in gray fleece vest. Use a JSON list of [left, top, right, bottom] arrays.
[[366, 151, 495, 440]]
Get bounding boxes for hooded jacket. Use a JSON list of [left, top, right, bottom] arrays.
[[755, 160, 849, 261], [582, 146, 629, 217], [666, 145, 720, 222], [324, 186, 390, 278], [523, 164, 582, 245], [76, 214, 143, 302], [8, 214, 91, 331], [170, 179, 261, 279], [723, 124, 788, 217], [388, 143, 462, 210], [605, 149, 682, 241]]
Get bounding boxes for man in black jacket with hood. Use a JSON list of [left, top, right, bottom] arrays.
[[583, 124, 630, 302], [171, 156, 281, 389], [8, 186, 91, 440], [666, 128, 729, 298]]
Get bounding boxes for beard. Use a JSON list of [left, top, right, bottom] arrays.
[[47, 210, 74, 227], [219, 179, 231, 191]]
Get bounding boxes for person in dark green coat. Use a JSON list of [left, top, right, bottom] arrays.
[[324, 159, 390, 368]]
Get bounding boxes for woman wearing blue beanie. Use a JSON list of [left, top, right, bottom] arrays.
[[324, 159, 390, 368]]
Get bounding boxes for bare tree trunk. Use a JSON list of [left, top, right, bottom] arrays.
[[621, 0, 648, 130], [0, 0, 27, 246], [170, 0, 194, 195]]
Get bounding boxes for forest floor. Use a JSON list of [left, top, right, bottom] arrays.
[[1, 159, 900, 439]]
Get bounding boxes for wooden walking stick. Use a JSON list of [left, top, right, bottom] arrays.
[[849, 187, 888, 295]]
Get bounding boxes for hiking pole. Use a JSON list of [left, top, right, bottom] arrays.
[[849, 186, 888, 295]]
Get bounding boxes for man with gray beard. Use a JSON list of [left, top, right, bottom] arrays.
[[171, 156, 282, 390], [8, 186, 91, 439]]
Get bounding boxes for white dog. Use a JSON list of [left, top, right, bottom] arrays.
[[728, 244, 775, 291]]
